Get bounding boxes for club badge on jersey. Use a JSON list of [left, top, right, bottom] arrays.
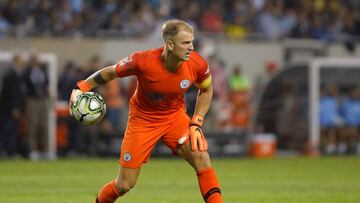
[[180, 79, 190, 89]]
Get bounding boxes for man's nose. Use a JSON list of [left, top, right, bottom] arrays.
[[189, 43, 194, 50]]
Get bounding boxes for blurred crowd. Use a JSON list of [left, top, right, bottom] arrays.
[[0, 53, 51, 159], [0, 0, 360, 41]]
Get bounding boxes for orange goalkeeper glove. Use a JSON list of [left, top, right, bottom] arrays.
[[69, 88, 82, 117], [69, 80, 92, 116], [189, 115, 208, 152]]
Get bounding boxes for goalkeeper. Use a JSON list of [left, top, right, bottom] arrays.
[[70, 19, 222, 203]]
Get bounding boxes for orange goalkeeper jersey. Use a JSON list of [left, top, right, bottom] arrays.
[[115, 47, 210, 123]]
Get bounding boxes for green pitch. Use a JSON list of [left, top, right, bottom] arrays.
[[0, 157, 359, 203]]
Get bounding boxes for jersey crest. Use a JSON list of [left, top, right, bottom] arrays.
[[180, 79, 190, 89]]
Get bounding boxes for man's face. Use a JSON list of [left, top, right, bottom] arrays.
[[13, 56, 23, 69], [169, 30, 194, 61]]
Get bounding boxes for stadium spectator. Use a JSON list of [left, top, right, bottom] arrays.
[[0, 54, 26, 157], [228, 64, 252, 130], [2, 0, 30, 37], [0, 11, 10, 39], [68, 0, 84, 13], [101, 12, 123, 35], [308, 13, 331, 41], [200, 1, 224, 33], [290, 11, 310, 38], [58, 60, 84, 155], [257, 1, 283, 40], [63, 13, 83, 37], [148, 3, 171, 42], [32, 0, 52, 36], [224, 0, 254, 40], [178, 1, 200, 27], [339, 88, 360, 154], [58, 60, 81, 101], [319, 84, 342, 154], [22, 53, 51, 160], [47, 6, 63, 36], [210, 55, 228, 101], [207, 55, 229, 130], [58, 0, 74, 31], [279, 7, 297, 37], [341, 10, 360, 53], [251, 0, 266, 12], [80, 6, 99, 37], [229, 64, 251, 92]]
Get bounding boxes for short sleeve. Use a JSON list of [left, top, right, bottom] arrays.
[[195, 60, 212, 89], [195, 60, 210, 83], [115, 52, 141, 77]]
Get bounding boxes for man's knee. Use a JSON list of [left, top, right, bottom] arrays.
[[189, 151, 211, 171], [114, 166, 140, 195], [192, 151, 210, 162], [178, 143, 212, 170], [114, 178, 137, 195]]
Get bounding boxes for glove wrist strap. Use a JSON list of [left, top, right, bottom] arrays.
[[76, 80, 92, 92], [191, 114, 204, 127]]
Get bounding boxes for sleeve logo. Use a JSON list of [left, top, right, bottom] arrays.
[[118, 56, 131, 66]]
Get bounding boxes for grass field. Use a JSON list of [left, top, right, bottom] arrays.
[[0, 156, 359, 203]]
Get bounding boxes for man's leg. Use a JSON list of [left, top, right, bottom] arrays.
[[96, 116, 164, 203], [95, 166, 140, 203], [0, 116, 18, 156], [177, 142, 223, 203]]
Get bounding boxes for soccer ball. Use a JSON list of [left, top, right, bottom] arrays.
[[71, 91, 106, 125]]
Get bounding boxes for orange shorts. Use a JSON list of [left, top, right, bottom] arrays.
[[119, 111, 190, 168]]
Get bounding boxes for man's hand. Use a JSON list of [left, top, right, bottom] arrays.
[[69, 89, 83, 116], [189, 124, 208, 151], [177, 115, 208, 151]]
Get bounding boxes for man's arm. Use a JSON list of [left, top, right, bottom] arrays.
[[69, 66, 118, 115], [78, 66, 118, 91], [193, 81, 213, 118], [185, 76, 213, 152]]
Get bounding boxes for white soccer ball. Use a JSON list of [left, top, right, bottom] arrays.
[[71, 91, 106, 125]]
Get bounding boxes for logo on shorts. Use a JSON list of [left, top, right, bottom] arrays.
[[124, 152, 132, 162], [180, 79, 190, 89]]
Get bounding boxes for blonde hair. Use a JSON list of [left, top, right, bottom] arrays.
[[161, 19, 193, 41]]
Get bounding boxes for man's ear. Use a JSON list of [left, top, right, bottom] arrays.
[[166, 40, 174, 51]]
